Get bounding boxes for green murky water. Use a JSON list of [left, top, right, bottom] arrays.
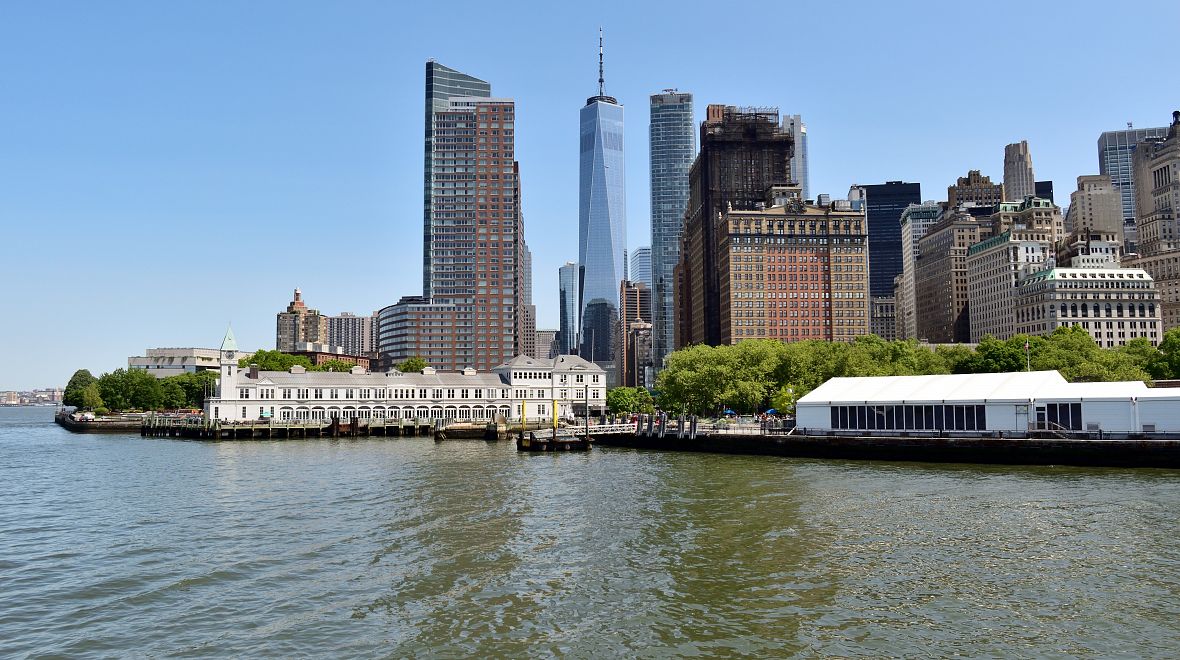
[[3, 406, 1178, 656]]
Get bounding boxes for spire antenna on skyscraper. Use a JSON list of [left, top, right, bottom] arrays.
[[598, 28, 605, 97], [585, 28, 617, 106]]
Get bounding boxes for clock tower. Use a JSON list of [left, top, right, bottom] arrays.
[[218, 326, 239, 397]]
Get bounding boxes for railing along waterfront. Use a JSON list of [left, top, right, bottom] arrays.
[[141, 413, 437, 439], [594, 414, 1180, 442], [528, 422, 637, 440]]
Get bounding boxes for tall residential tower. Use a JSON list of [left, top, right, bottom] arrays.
[[276, 288, 329, 352], [423, 61, 491, 297], [648, 89, 695, 368], [378, 66, 526, 372]]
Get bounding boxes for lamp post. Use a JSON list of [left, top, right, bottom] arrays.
[[584, 384, 589, 439]]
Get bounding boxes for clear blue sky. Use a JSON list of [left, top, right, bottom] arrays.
[[1, 0, 1177, 390]]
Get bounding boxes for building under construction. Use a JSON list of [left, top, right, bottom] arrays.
[[676, 105, 794, 348]]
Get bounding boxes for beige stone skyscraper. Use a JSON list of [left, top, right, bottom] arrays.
[[914, 210, 995, 343], [897, 201, 943, 340], [276, 288, 328, 352], [1066, 175, 1124, 239], [1125, 111, 1180, 331], [948, 170, 1005, 208], [1003, 141, 1036, 202]]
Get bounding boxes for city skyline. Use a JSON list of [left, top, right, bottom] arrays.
[[2, 0, 1178, 388]]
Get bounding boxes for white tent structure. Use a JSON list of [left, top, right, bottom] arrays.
[[795, 371, 1180, 435]]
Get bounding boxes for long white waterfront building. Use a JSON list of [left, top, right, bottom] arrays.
[[204, 330, 606, 423], [796, 371, 1180, 435]]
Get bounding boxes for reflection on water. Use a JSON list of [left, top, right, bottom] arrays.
[[1, 406, 1179, 657]]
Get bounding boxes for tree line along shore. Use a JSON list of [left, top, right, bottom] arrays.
[[61, 351, 427, 415], [62, 327, 1180, 418]]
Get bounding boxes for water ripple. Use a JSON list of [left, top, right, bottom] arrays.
[[2, 408, 1180, 656]]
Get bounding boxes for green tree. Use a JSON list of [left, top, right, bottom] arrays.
[[160, 379, 187, 409], [63, 369, 98, 408], [239, 350, 314, 372], [938, 344, 978, 374], [654, 329, 1159, 417], [1148, 328, 1180, 380], [634, 388, 656, 414], [1116, 337, 1161, 374], [126, 369, 164, 410], [397, 356, 429, 373], [656, 344, 733, 414], [94, 368, 166, 411], [606, 387, 638, 414], [79, 382, 104, 410], [770, 383, 801, 415], [606, 387, 655, 414], [163, 370, 220, 408], [97, 369, 132, 412], [315, 359, 358, 373], [961, 335, 1030, 374]]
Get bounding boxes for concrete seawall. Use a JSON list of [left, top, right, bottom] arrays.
[[54, 413, 142, 433], [592, 433, 1180, 469]]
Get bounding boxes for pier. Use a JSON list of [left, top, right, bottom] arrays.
[[588, 414, 1180, 468], [517, 423, 634, 452], [139, 414, 434, 440]]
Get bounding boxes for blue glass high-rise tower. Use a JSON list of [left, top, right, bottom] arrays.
[[649, 90, 695, 368], [557, 261, 579, 355], [1098, 125, 1169, 224], [629, 246, 652, 289], [578, 31, 626, 364]]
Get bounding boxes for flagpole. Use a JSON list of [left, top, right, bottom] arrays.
[[1025, 339, 1031, 372]]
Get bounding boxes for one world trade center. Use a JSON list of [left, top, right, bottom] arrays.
[[578, 29, 626, 370]]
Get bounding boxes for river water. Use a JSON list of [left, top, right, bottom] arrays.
[[3, 406, 1179, 657]]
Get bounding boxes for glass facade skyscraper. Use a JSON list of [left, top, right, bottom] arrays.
[[854, 181, 922, 299], [629, 246, 652, 290], [423, 61, 490, 298], [557, 262, 579, 355], [649, 90, 695, 366], [782, 114, 809, 201], [578, 44, 626, 364], [1098, 125, 1169, 224]]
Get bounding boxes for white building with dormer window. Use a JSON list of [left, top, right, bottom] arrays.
[[1014, 266, 1162, 348], [204, 329, 607, 422]]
